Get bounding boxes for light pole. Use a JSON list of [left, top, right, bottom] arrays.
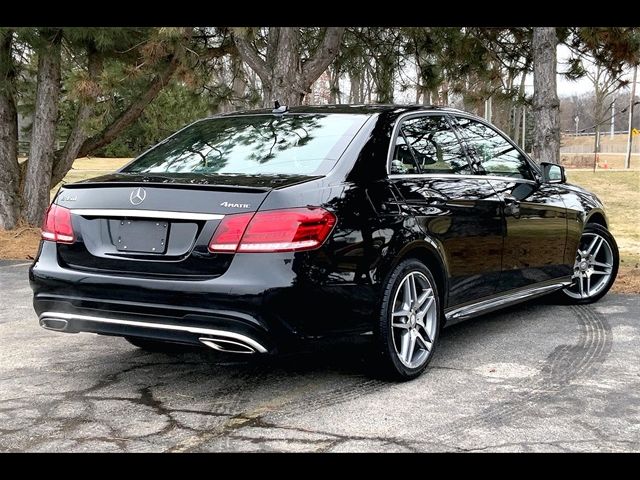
[[625, 64, 637, 170], [574, 115, 579, 135], [610, 99, 615, 138]]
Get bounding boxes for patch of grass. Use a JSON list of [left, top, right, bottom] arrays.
[[566, 170, 640, 265], [566, 170, 639, 294]]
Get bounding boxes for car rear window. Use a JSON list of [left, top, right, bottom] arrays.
[[122, 113, 368, 176]]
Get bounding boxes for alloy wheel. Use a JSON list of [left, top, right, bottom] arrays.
[[391, 271, 438, 369], [564, 232, 615, 300]]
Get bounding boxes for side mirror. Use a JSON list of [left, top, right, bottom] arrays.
[[540, 162, 566, 184]]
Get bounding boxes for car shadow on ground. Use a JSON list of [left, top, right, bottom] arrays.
[[100, 295, 563, 384]]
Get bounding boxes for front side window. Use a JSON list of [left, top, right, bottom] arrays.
[[393, 115, 472, 175], [123, 114, 368, 176], [455, 117, 533, 180]]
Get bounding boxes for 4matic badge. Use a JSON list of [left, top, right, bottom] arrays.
[[220, 201, 251, 209]]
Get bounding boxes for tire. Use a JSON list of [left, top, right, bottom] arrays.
[[124, 336, 198, 353], [557, 223, 619, 305], [373, 258, 442, 381]]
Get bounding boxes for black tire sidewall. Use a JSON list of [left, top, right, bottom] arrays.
[[560, 223, 620, 304], [375, 259, 442, 381]]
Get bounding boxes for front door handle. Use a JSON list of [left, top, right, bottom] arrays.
[[503, 195, 521, 218]]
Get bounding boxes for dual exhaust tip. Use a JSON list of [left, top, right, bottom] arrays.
[[40, 316, 264, 355], [40, 317, 70, 332], [198, 337, 258, 354]]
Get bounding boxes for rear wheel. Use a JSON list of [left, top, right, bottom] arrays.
[[374, 259, 441, 381], [559, 224, 619, 304], [124, 336, 198, 353]]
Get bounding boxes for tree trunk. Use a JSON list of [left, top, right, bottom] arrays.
[[0, 30, 20, 229], [230, 54, 247, 109], [531, 27, 560, 164], [421, 86, 430, 105], [350, 71, 361, 103], [22, 30, 62, 226], [374, 53, 395, 103], [50, 47, 103, 189], [512, 70, 528, 145], [233, 27, 345, 107], [593, 81, 604, 161], [329, 65, 340, 104]]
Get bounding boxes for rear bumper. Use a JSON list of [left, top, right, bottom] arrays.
[[30, 242, 377, 351]]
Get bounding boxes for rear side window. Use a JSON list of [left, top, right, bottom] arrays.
[[454, 117, 534, 180], [123, 114, 368, 176], [391, 115, 472, 175]]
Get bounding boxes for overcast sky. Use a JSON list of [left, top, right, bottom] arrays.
[[536, 44, 635, 98], [391, 44, 636, 103]]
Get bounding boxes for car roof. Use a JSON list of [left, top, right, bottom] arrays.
[[215, 104, 468, 119]]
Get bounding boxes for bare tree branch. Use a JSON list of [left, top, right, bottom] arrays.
[[75, 52, 180, 159], [232, 29, 270, 85], [302, 27, 346, 86]]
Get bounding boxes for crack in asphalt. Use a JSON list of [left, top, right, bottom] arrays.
[[0, 293, 636, 452]]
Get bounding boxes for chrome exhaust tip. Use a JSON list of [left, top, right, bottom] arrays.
[[199, 337, 258, 354], [40, 317, 69, 332]]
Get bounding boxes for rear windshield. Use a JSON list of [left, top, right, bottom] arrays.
[[122, 113, 368, 176]]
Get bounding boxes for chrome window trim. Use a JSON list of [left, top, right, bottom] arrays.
[[450, 112, 542, 179], [388, 173, 539, 185], [386, 110, 475, 176], [70, 209, 224, 221], [385, 109, 542, 181]]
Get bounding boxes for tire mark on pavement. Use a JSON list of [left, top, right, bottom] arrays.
[[438, 304, 612, 440]]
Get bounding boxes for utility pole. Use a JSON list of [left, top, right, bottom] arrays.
[[593, 130, 600, 172], [522, 107, 526, 150], [575, 115, 579, 135], [610, 100, 615, 138], [625, 64, 637, 169], [485, 96, 493, 123]]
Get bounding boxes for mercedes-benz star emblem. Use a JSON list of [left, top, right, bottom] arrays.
[[129, 187, 146, 206]]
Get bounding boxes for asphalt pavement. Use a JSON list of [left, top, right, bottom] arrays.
[[1, 260, 638, 452]]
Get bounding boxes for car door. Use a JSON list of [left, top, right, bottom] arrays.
[[452, 115, 569, 292], [388, 113, 504, 307]]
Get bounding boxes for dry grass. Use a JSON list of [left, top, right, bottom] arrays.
[[566, 170, 639, 294], [50, 157, 132, 196], [614, 267, 640, 294], [0, 223, 41, 260], [566, 171, 640, 265], [1, 160, 639, 294]]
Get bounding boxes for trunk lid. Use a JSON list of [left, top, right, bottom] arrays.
[[55, 173, 319, 278]]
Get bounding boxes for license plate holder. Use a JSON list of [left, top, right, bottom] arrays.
[[114, 219, 168, 253]]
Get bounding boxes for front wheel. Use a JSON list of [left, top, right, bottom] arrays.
[[560, 224, 619, 304], [373, 259, 441, 381]]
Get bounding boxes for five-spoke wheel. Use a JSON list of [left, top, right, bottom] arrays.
[[391, 271, 437, 368], [561, 224, 619, 304], [375, 259, 441, 380]]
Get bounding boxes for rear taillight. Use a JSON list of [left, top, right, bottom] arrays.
[[208, 207, 336, 253], [41, 204, 75, 244]]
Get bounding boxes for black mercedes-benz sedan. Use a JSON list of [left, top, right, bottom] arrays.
[[30, 105, 619, 380]]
